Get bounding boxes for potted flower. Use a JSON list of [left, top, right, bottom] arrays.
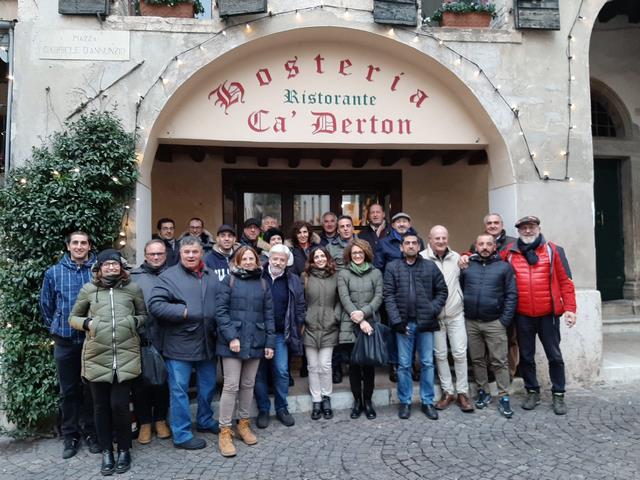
[[431, 0, 497, 28], [139, 0, 204, 18]]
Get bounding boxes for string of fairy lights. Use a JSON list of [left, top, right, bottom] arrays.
[[22, 1, 589, 250]]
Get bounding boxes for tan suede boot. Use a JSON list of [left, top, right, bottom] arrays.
[[218, 427, 236, 457], [154, 420, 171, 439], [137, 423, 152, 444], [236, 418, 257, 445]]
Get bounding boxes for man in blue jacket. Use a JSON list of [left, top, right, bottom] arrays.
[[149, 236, 220, 450], [255, 244, 305, 429], [204, 224, 239, 281], [461, 233, 518, 418], [40, 231, 99, 459]]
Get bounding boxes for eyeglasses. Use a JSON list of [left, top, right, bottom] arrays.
[[102, 261, 120, 269]]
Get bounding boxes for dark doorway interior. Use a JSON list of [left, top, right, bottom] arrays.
[[221, 169, 402, 234], [594, 157, 625, 300]]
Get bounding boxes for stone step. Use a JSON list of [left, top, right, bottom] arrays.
[[602, 299, 637, 318], [602, 315, 640, 334], [600, 332, 640, 383]]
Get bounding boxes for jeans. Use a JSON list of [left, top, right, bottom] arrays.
[[516, 314, 566, 393], [53, 338, 95, 439], [397, 322, 435, 405], [165, 358, 217, 445], [89, 377, 133, 451], [433, 312, 469, 395], [254, 333, 289, 413]]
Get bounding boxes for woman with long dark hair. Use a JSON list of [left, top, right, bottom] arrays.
[[301, 246, 339, 420], [337, 239, 383, 420], [216, 246, 275, 457], [70, 249, 147, 475], [289, 220, 318, 275]]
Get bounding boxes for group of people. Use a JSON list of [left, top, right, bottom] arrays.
[[39, 208, 577, 475]]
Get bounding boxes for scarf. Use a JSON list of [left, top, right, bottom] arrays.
[[141, 261, 165, 275], [310, 266, 332, 279], [98, 274, 122, 289], [350, 261, 371, 275], [372, 220, 387, 238], [517, 234, 543, 265]]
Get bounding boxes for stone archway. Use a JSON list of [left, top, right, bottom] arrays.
[[133, 26, 512, 259]]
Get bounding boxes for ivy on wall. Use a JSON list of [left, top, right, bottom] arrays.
[[0, 111, 138, 435]]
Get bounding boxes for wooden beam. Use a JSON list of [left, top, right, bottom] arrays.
[[442, 150, 467, 166], [380, 150, 401, 167], [320, 150, 335, 168], [352, 150, 369, 168], [287, 152, 300, 169], [257, 155, 269, 168], [223, 147, 237, 164], [467, 150, 488, 165], [156, 145, 172, 163], [410, 150, 441, 166], [190, 147, 206, 163]]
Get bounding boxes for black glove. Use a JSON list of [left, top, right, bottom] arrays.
[[393, 323, 407, 335]]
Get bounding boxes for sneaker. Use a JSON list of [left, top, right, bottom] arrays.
[[552, 393, 567, 415], [276, 408, 295, 427], [474, 389, 491, 409], [174, 437, 206, 450], [522, 390, 541, 410], [85, 434, 101, 454], [498, 395, 514, 418], [256, 411, 270, 429], [62, 437, 79, 459]]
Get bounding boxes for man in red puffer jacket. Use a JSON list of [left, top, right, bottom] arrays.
[[501, 216, 577, 416]]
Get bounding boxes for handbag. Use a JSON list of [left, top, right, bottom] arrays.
[[350, 320, 390, 367], [140, 344, 167, 386]]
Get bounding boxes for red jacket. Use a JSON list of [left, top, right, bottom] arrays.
[[501, 240, 576, 317]]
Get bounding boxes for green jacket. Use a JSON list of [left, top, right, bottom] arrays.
[[337, 263, 383, 344], [70, 279, 147, 383], [302, 269, 340, 349]]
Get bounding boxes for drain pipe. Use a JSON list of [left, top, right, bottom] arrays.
[[1, 20, 15, 182]]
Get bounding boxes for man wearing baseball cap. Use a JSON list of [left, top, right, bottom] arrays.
[[501, 216, 577, 415], [204, 224, 239, 281]]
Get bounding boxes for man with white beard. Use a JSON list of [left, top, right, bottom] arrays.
[[501, 216, 577, 415], [254, 244, 305, 429]]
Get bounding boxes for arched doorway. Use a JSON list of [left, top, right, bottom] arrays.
[[135, 26, 512, 258]]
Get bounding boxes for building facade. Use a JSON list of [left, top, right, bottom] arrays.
[[3, 0, 640, 385]]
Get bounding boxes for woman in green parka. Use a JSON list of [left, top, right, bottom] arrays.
[[70, 249, 147, 476], [301, 246, 339, 421], [337, 239, 383, 420]]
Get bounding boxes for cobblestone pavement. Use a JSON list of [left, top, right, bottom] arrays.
[[2, 382, 639, 480]]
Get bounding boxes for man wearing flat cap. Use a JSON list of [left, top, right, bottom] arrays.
[[240, 218, 263, 254], [501, 216, 576, 415]]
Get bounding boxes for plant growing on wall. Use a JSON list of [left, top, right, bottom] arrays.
[[0, 110, 138, 435], [140, 0, 205, 14]]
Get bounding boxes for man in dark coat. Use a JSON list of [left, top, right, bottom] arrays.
[[254, 244, 305, 429], [358, 203, 390, 252], [384, 233, 448, 421], [319, 211, 338, 246], [148, 236, 220, 451], [155, 217, 180, 266], [461, 233, 518, 418], [130, 239, 171, 444], [240, 218, 263, 254]]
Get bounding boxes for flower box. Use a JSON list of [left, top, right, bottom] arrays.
[[139, 0, 195, 18], [441, 11, 492, 27]]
